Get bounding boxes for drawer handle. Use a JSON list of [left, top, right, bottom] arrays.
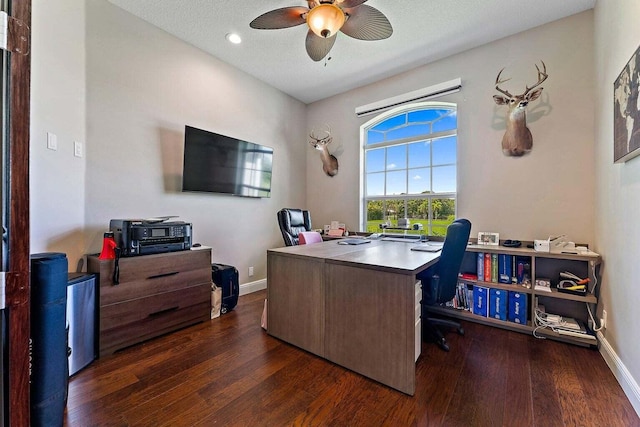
[[148, 306, 179, 317], [147, 271, 179, 280]]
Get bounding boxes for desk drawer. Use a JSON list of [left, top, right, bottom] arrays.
[[415, 318, 421, 361], [415, 281, 422, 361]]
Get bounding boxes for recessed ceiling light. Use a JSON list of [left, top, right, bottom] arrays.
[[225, 33, 242, 44]]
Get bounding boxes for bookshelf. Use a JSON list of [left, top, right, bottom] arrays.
[[432, 243, 601, 347]]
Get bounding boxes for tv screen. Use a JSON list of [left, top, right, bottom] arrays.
[[182, 126, 273, 198]]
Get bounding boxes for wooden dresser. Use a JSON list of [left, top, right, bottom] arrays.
[[87, 249, 212, 356]]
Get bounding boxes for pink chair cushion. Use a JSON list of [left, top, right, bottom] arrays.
[[299, 231, 323, 245]]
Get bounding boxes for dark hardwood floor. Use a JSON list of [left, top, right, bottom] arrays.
[[65, 290, 639, 427]]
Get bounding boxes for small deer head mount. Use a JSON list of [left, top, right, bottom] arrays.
[[493, 61, 548, 156], [309, 125, 339, 177]]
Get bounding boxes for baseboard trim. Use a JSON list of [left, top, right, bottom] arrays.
[[240, 278, 266, 296], [598, 331, 640, 417]]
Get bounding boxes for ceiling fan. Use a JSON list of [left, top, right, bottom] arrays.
[[249, 0, 393, 62]]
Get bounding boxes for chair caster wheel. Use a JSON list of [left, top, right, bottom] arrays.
[[437, 338, 450, 352]]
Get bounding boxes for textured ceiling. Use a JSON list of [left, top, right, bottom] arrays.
[[107, 0, 595, 104]]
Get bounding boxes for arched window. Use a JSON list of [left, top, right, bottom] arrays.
[[361, 102, 457, 236]]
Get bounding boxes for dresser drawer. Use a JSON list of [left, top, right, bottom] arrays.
[[99, 282, 211, 355], [101, 282, 210, 330], [89, 250, 212, 305]]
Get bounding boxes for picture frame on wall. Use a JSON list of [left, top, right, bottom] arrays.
[[613, 44, 640, 163], [478, 232, 499, 246]]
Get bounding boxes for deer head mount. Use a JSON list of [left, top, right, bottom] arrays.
[[309, 125, 339, 177], [493, 61, 548, 157]]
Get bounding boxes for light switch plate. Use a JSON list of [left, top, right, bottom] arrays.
[[74, 141, 83, 158], [47, 132, 57, 150]]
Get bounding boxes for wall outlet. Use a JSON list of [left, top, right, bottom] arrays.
[[601, 310, 607, 329], [249, 266, 254, 277]]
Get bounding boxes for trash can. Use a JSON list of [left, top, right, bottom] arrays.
[[67, 273, 97, 376]]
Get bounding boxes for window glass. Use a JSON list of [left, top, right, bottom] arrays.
[[366, 172, 385, 196], [386, 145, 406, 170], [432, 165, 456, 193], [371, 114, 406, 131], [362, 102, 457, 235], [386, 170, 406, 195], [408, 167, 431, 194], [432, 136, 456, 165], [432, 112, 457, 132], [408, 109, 444, 123], [366, 148, 385, 172], [367, 130, 385, 145], [408, 140, 430, 168], [386, 123, 430, 141]]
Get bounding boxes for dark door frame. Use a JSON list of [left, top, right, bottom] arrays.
[[5, 0, 31, 425]]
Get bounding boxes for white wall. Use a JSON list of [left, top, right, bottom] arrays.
[[306, 12, 595, 246], [83, 0, 308, 284], [30, 0, 86, 267], [31, 0, 308, 286], [594, 0, 640, 414]]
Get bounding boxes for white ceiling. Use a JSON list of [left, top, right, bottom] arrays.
[[107, 0, 595, 104]]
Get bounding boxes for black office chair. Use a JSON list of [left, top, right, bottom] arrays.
[[277, 208, 312, 246], [418, 218, 472, 351]]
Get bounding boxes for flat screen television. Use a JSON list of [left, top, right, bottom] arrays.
[[182, 125, 273, 198]]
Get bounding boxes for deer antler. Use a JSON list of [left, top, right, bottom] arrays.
[[522, 60, 548, 97], [495, 68, 513, 98], [495, 61, 548, 99], [309, 125, 332, 148]]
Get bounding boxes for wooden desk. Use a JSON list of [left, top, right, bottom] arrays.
[[267, 240, 440, 395]]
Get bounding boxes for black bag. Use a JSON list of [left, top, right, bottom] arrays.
[[211, 263, 239, 314]]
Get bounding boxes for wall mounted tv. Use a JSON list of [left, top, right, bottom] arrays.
[[182, 125, 273, 198]]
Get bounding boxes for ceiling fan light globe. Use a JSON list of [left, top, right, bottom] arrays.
[[307, 3, 345, 38]]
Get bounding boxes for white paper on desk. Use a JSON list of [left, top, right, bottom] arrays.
[[410, 242, 443, 252], [338, 239, 371, 245]]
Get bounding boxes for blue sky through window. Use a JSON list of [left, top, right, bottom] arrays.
[[365, 137, 456, 196], [365, 107, 457, 196], [363, 104, 457, 234]]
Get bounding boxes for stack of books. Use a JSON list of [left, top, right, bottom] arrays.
[[476, 253, 531, 285]]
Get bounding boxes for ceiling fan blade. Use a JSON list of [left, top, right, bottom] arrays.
[[340, 4, 393, 40], [337, 0, 368, 8], [305, 30, 336, 62], [250, 7, 309, 29]]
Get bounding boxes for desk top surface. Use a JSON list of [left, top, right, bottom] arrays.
[[268, 239, 440, 274]]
